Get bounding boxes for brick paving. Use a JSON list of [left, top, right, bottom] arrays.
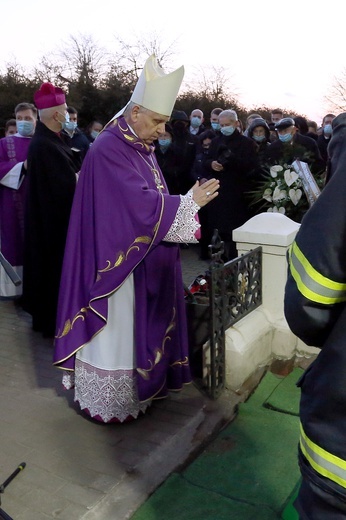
[[0, 244, 245, 520]]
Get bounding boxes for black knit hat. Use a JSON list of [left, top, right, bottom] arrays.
[[170, 110, 189, 122]]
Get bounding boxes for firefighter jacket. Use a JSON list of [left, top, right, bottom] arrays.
[[284, 112, 346, 511]]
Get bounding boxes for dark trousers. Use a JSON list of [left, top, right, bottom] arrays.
[[295, 478, 346, 519]]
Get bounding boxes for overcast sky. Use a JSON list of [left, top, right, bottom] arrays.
[[1, 0, 344, 124]]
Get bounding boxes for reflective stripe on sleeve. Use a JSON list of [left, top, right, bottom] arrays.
[[289, 242, 346, 305], [300, 423, 346, 488]]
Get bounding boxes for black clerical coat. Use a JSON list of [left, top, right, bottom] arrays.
[[22, 120, 80, 336]]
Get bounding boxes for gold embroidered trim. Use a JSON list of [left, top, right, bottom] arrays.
[[98, 236, 152, 274], [55, 307, 89, 339], [171, 356, 189, 367], [117, 119, 150, 151], [136, 308, 176, 380]]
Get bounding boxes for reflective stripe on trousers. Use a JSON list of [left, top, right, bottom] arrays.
[[300, 422, 346, 489]]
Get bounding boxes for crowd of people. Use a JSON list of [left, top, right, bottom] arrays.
[[0, 82, 337, 308], [154, 106, 334, 259]]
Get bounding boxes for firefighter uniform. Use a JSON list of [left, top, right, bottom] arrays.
[[284, 112, 346, 519]]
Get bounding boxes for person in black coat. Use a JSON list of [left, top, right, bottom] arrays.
[[169, 110, 197, 194], [247, 117, 271, 166], [22, 83, 80, 337], [294, 115, 318, 141], [265, 117, 326, 177], [63, 106, 91, 162], [202, 109, 258, 261], [246, 118, 273, 217], [188, 108, 206, 139], [190, 129, 217, 259], [317, 113, 336, 184], [154, 123, 181, 194], [190, 129, 217, 182]]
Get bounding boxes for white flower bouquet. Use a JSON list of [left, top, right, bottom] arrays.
[[248, 162, 322, 222]]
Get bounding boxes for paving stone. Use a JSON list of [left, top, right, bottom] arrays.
[[55, 481, 105, 508], [0, 246, 243, 519]]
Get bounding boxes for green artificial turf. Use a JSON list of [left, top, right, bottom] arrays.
[[131, 473, 280, 520], [263, 368, 303, 416], [281, 480, 300, 519], [131, 369, 302, 520]]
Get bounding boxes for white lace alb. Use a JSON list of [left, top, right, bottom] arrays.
[[63, 361, 149, 423], [163, 190, 200, 243]]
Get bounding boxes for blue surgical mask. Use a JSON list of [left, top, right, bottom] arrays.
[[278, 132, 292, 143], [65, 121, 77, 134], [191, 116, 202, 128], [91, 130, 100, 140], [211, 122, 221, 131], [253, 134, 266, 142], [16, 120, 35, 137], [158, 138, 171, 149], [221, 125, 235, 136], [57, 111, 70, 130], [323, 124, 332, 136]]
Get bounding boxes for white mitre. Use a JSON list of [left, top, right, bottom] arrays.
[[110, 54, 184, 121]]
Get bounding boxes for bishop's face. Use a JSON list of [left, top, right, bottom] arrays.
[[130, 106, 168, 145]]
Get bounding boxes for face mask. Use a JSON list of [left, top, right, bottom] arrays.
[[221, 125, 235, 136], [57, 111, 70, 130], [91, 130, 100, 140], [158, 138, 171, 149], [278, 132, 292, 143], [64, 121, 77, 134], [191, 116, 202, 128], [323, 124, 332, 136], [253, 134, 266, 142], [16, 120, 35, 137], [211, 122, 221, 131]]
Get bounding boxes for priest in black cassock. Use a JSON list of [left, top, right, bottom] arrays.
[[22, 82, 81, 337]]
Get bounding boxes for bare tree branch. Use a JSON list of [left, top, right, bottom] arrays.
[[324, 69, 346, 113]]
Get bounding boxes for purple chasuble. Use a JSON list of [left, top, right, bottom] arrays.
[[0, 135, 30, 265], [54, 117, 191, 403]]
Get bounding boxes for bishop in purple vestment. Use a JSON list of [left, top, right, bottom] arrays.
[[53, 55, 219, 422]]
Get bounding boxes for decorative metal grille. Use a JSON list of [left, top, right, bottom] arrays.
[[208, 241, 262, 398], [223, 246, 262, 328], [185, 230, 262, 399]]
